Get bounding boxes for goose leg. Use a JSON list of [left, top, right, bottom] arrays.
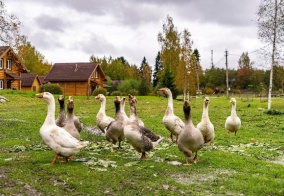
[[117, 141, 122, 150], [183, 154, 191, 166], [193, 152, 199, 163], [51, 154, 60, 164], [140, 152, 147, 160], [170, 133, 174, 143], [110, 141, 114, 152]]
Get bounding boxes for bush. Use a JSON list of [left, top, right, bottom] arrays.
[[206, 88, 214, 95], [111, 91, 122, 96], [265, 109, 284, 115], [117, 79, 140, 95], [39, 83, 63, 94], [92, 88, 107, 96]]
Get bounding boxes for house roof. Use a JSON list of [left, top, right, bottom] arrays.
[[44, 62, 100, 82], [0, 46, 10, 58], [0, 46, 28, 73], [21, 73, 39, 87], [38, 76, 47, 84], [5, 72, 21, 80]]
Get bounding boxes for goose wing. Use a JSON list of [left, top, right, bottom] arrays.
[[49, 127, 85, 148]]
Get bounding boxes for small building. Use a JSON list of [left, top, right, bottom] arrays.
[[0, 46, 28, 90], [44, 62, 106, 96], [21, 73, 42, 92]]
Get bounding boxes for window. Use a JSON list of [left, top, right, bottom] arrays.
[[7, 59, 12, 70], [95, 70, 99, 78], [0, 80, 3, 89], [0, 59, 3, 69]]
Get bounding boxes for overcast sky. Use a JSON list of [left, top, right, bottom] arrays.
[[4, 0, 265, 70]]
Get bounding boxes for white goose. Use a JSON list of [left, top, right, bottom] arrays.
[[197, 97, 214, 144], [95, 94, 114, 133], [159, 87, 184, 143], [36, 92, 89, 164], [225, 98, 241, 136], [124, 94, 162, 160], [63, 96, 80, 140], [0, 95, 9, 103], [178, 101, 204, 165]]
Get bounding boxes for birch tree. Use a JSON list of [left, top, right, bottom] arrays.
[[158, 15, 180, 87], [257, 0, 284, 109], [0, 0, 25, 49]]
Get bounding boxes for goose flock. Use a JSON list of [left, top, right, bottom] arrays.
[[36, 89, 241, 165]]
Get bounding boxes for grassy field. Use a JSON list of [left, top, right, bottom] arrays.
[[0, 90, 283, 195]]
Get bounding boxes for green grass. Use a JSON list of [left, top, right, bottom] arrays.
[[0, 90, 284, 195]]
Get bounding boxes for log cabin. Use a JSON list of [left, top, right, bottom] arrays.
[[44, 62, 106, 96], [0, 46, 28, 90], [21, 73, 42, 92]]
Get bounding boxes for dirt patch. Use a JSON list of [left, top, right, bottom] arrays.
[[172, 169, 236, 185], [0, 169, 43, 196]]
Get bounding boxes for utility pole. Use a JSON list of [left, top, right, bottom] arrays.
[[225, 50, 229, 99], [211, 50, 214, 68]]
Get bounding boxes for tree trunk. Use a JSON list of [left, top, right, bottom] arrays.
[[268, 0, 278, 110]]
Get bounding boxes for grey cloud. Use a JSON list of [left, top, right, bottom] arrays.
[[29, 30, 64, 50], [35, 14, 68, 32], [75, 32, 116, 56]]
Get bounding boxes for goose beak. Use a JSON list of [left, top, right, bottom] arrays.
[[36, 93, 44, 98], [95, 94, 101, 100]]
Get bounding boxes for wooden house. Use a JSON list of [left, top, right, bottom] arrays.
[[44, 62, 106, 96], [0, 46, 28, 90], [21, 73, 42, 92]]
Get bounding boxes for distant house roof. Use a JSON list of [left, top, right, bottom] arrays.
[[44, 62, 100, 82], [21, 73, 39, 87], [38, 76, 47, 84]]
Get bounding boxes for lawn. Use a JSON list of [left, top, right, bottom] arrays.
[[0, 90, 283, 195]]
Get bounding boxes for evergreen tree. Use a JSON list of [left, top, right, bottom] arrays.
[[139, 56, 152, 83], [153, 51, 163, 88], [139, 79, 150, 95], [160, 67, 178, 99]]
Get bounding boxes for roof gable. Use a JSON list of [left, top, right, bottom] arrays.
[[0, 46, 28, 73], [21, 73, 39, 87], [45, 62, 100, 82], [0, 46, 10, 58]]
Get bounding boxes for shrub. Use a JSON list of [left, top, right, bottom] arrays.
[[265, 109, 284, 115], [111, 91, 122, 96], [92, 88, 107, 96], [206, 88, 214, 95], [117, 79, 141, 95], [39, 83, 63, 94]]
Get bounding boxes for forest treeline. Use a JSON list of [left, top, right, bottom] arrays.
[[1, 1, 284, 98]]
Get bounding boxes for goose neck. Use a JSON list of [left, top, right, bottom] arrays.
[[202, 105, 209, 118], [167, 93, 174, 112], [99, 99, 106, 114], [231, 104, 237, 116], [44, 99, 56, 125]]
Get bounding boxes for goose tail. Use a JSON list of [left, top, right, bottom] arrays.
[[152, 137, 163, 148]]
